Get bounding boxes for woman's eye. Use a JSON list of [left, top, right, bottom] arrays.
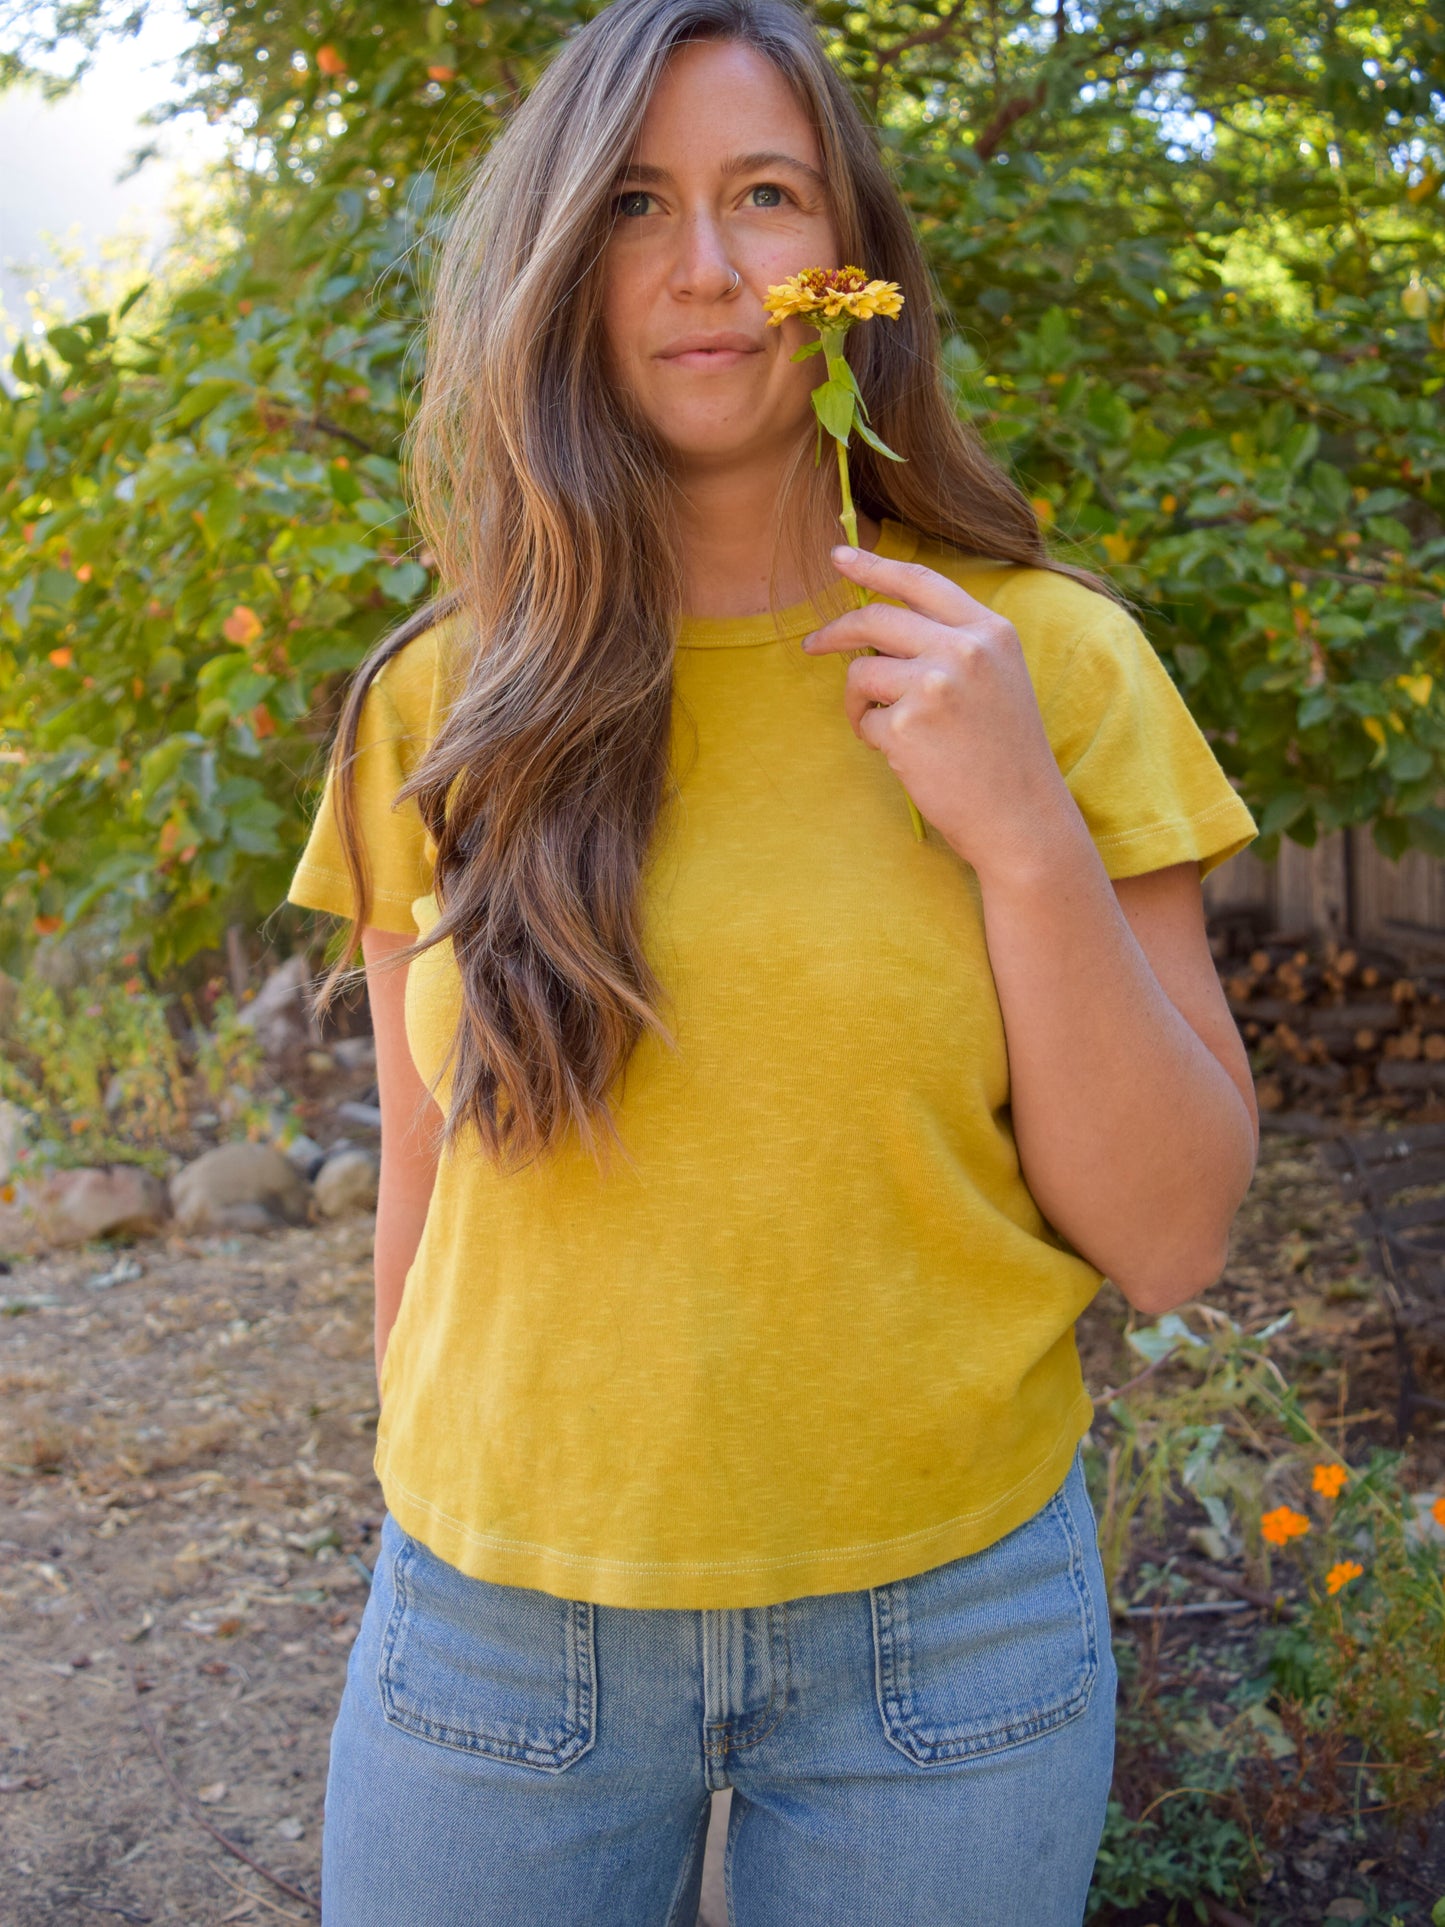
[[611, 182, 791, 219]]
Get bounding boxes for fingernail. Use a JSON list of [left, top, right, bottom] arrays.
[[801, 631, 816, 650], [832, 544, 857, 561]]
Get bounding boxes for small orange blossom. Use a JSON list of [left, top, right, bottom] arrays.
[[1326, 1560, 1363, 1595], [1312, 1463, 1348, 1499], [1260, 1505, 1311, 1547]]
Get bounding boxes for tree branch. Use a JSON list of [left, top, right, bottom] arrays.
[[974, 80, 1048, 162], [874, 0, 974, 73]]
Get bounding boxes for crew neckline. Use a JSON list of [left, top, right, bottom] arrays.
[[675, 518, 921, 649]]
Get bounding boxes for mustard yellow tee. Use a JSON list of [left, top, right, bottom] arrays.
[[286, 517, 1257, 1608]]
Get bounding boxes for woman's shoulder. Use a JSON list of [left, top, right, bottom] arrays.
[[369, 602, 468, 745], [906, 532, 1140, 692]]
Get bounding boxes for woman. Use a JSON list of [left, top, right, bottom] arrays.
[[285, 0, 1260, 1919]]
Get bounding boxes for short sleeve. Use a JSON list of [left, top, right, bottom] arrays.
[[1040, 598, 1258, 882], [286, 650, 437, 937]]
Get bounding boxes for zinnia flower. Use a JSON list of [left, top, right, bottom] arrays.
[[763, 265, 905, 324], [765, 264, 923, 841], [1260, 1505, 1311, 1547], [1432, 1494, 1445, 1529], [1326, 1560, 1363, 1595], [1312, 1462, 1348, 1499]]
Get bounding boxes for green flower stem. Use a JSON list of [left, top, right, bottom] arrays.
[[824, 339, 926, 843]]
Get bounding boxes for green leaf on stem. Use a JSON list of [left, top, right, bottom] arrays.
[[811, 379, 856, 443], [854, 416, 906, 463]]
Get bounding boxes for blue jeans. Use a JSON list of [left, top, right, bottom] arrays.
[[322, 1445, 1116, 1925]]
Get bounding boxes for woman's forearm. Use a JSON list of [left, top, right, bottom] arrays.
[[373, 1159, 436, 1391], [971, 809, 1257, 1314]]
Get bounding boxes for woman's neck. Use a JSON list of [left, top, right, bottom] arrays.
[[674, 461, 880, 620]]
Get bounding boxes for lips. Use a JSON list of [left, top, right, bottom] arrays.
[[657, 332, 762, 360]]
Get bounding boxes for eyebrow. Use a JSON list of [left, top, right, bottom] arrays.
[[614, 149, 827, 195]]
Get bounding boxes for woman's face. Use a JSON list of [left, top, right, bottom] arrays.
[[600, 39, 841, 472]]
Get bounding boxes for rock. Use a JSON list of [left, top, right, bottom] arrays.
[[0, 1164, 171, 1254], [332, 1035, 377, 1072], [234, 955, 320, 1058], [1324, 1901, 1366, 1921], [169, 1143, 313, 1235], [313, 1147, 380, 1219], [335, 1100, 382, 1132], [282, 1133, 329, 1181]]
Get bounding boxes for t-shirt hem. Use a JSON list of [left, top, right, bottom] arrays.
[[372, 1387, 1095, 1609]]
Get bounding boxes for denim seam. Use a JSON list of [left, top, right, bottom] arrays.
[[870, 1467, 1101, 1766], [703, 1603, 792, 1761], [376, 1535, 597, 1772], [660, 1798, 713, 1927], [723, 1787, 747, 1924]]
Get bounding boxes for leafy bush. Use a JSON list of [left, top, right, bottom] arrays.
[[2, 0, 1442, 969], [0, 956, 269, 1181]]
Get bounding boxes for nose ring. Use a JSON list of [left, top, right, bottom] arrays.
[[728, 268, 740, 295]]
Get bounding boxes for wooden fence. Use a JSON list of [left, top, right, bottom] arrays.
[[1203, 831, 1445, 959]]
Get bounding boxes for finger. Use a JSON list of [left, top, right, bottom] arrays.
[[842, 654, 916, 736], [856, 699, 897, 756], [803, 602, 940, 661], [830, 543, 994, 628]]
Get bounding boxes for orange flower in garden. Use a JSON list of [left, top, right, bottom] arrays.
[[1312, 1463, 1348, 1499], [1260, 1505, 1311, 1547], [1326, 1560, 1364, 1595], [1432, 1495, 1445, 1529], [315, 44, 346, 75], [48, 647, 73, 668]]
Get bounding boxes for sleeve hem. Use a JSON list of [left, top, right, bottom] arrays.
[[1092, 795, 1259, 882], [286, 868, 421, 937]]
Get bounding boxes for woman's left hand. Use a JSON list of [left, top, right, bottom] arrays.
[[802, 544, 1079, 883]]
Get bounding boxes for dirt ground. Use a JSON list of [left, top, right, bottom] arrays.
[[2, 1127, 1442, 1926]]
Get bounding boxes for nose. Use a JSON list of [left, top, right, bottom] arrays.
[[668, 211, 739, 301]]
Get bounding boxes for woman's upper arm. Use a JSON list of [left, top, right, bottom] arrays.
[[1112, 861, 1260, 1155], [360, 926, 444, 1176]]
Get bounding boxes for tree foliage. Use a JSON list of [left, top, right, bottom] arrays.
[[1, 0, 1442, 970]]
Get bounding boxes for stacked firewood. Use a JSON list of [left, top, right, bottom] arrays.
[[1220, 937, 1445, 1116]]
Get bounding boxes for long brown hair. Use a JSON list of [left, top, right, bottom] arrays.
[[309, 0, 1122, 1175]]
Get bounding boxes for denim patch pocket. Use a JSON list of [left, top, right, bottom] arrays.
[[870, 1461, 1101, 1766], [378, 1527, 596, 1772]]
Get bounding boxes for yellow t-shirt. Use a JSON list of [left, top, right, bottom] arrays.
[[286, 517, 1257, 1608]]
